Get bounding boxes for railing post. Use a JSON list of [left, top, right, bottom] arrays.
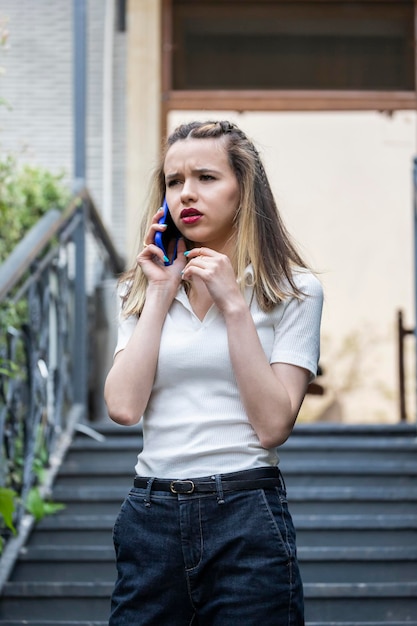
[[73, 0, 87, 190], [414, 157, 417, 424], [397, 310, 415, 422], [73, 202, 87, 412]]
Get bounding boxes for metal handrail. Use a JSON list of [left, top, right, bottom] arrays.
[[0, 189, 125, 576], [0, 189, 124, 301], [0, 210, 63, 301]]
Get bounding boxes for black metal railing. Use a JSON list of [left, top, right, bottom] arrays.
[[397, 310, 415, 423], [0, 189, 124, 584]]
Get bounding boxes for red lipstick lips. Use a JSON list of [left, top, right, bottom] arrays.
[[180, 208, 201, 218], [180, 208, 202, 224]]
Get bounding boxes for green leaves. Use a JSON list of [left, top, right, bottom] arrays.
[[0, 485, 66, 553], [0, 487, 17, 552], [0, 154, 70, 263], [0, 487, 17, 534], [25, 488, 65, 522]]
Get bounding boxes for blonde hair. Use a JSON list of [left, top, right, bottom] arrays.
[[121, 120, 308, 317]]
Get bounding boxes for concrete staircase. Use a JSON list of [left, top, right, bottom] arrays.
[[0, 422, 416, 625], [280, 424, 417, 625]]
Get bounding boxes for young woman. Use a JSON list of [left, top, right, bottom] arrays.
[[105, 120, 323, 625]]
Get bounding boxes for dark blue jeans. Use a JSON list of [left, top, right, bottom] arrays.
[[110, 474, 304, 625]]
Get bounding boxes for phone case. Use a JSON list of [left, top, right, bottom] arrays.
[[154, 198, 181, 265]]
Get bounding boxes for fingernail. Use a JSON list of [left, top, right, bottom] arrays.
[[163, 255, 170, 263], [184, 251, 190, 257]]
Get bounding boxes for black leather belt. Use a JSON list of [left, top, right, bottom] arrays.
[[133, 467, 282, 495]]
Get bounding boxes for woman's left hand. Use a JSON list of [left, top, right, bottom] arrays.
[[181, 247, 242, 313]]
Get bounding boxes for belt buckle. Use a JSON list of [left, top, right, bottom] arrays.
[[170, 480, 195, 494]]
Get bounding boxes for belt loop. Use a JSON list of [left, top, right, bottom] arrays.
[[143, 477, 155, 507], [213, 474, 225, 505]]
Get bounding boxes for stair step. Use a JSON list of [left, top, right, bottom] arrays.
[[0, 622, 108, 626], [289, 498, 417, 515], [280, 434, 417, 450], [52, 500, 123, 516], [304, 582, 417, 622], [26, 529, 112, 547], [1, 623, 417, 626], [35, 515, 117, 530], [25, 504, 417, 549], [71, 434, 142, 450], [299, 546, 417, 559], [10, 561, 116, 584], [0, 583, 112, 621], [33, 512, 417, 529], [10, 546, 116, 584], [19, 546, 115, 560], [287, 485, 417, 501], [284, 476, 417, 515], [296, 514, 417, 528], [294, 514, 417, 547], [299, 546, 417, 580], [307, 583, 417, 596], [306, 623, 417, 626], [1, 422, 415, 624], [11, 545, 416, 585], [2, 581, 416, 622], [52, 485, 127, 501], [291, 423, 416, 437]]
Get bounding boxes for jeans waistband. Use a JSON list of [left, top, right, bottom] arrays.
[[133, 467, 282, 495]]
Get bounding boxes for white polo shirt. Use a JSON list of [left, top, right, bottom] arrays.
[[115, 268, 323, 478]]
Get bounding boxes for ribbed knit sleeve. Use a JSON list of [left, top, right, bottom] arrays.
[[270, 271, 323, 378]]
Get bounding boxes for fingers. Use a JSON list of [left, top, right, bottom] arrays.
[[137, 242, 167, 267], [142, 207, 167, 248], [183, 247, 213, 260], [181, 247, 228, 283]]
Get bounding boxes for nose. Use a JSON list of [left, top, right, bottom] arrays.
[[180, 179, 197, 204]]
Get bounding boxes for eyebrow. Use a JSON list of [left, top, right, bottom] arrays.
[[165, 167, 220, 182]]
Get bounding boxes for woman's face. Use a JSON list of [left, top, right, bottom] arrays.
[[164, 137, 240, 254]]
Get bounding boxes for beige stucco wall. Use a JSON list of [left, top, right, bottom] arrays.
[[126, 0, 161, 263]]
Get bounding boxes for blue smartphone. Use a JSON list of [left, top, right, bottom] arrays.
[[154, 198, 181, 265]]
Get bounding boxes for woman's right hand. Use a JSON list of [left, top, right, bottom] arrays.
[[138, 207, 187, 289]]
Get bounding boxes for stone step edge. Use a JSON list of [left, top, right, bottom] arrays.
[[307, 623, 417, 626], [0, 619, 417, 626], [2, 581, 417, 598], [34, 513, 417, 530], [0, 623, 108, 626], [1, 622, 417, 626], [17, 545, 417, 562]]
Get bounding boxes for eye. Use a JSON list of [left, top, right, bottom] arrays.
[[167, 179, 182, 187], [200, 174, 215, 182]]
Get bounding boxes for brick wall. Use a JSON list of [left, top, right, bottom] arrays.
[[0, 0, 126, 253]]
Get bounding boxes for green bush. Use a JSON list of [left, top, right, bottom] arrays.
[[0, 154, 71, 262]]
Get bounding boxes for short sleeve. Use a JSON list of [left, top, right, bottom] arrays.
[[270, 271, 323, 379]]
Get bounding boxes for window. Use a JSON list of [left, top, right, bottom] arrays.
[[171, 1, 414, 91]]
